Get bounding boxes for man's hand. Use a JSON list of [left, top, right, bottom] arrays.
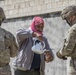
[[56, 51, 67, 60], [32, 32, 43, 41], [44, 51, 54, 63]]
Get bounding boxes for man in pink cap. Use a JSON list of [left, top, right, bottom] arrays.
[[13, 16, 54, 75]]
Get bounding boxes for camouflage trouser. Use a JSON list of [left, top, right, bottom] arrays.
[[68, 66, 76, 75], [68, 58, 76, 75], [0, 65, 11, 75]]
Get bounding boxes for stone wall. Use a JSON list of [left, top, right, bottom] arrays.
[[0, 0, 76, 19], [0, 0, 74, 75]]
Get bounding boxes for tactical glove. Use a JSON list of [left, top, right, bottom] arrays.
[[56, 51, 67, 60]]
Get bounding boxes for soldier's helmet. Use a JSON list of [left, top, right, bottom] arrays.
[[0, 7, 6, 21], [61, 5, 76, 20]]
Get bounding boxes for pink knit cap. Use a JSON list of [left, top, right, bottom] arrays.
[[30, 16, 44, 35]]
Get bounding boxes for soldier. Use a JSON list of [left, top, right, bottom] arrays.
[[0, 7, 18, 75], [56, 6, 76, 75]]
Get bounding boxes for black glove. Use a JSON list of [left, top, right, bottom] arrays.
[[56, 51, 67, 60]]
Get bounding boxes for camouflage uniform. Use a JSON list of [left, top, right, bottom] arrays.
[[56, 6, 76, 75], [0, 7, 18, 75], [61, 24, 76, 75]]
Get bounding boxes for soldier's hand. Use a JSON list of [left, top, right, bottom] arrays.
[[56, 51, 67, 60]]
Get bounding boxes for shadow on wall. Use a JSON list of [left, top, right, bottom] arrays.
[[2, 12, 69, 75]]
